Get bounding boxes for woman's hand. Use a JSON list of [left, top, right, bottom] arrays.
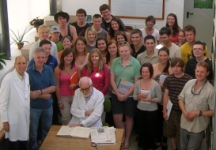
[[69, 84, 77, 89], [117, 93, 127, 102]]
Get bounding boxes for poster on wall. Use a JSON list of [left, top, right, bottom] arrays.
[[194, 0, 213, 9]]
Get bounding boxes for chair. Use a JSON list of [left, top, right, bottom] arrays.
[[102, 97, 111, 126]]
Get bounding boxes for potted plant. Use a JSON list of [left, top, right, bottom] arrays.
[[30, 17, 44, 32], [10, 27, 29, 50], [0, 52, 10, 70]]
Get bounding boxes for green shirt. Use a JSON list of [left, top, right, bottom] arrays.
[[111, 56, 141, 86], [137, 49, 159, 65], [56, 41, 63, 52]]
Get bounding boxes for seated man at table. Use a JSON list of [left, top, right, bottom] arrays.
[[68, 77, 104, 127]]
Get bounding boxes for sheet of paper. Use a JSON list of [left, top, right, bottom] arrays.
[[166, 99, 173, 120], [140, 89, 151, 104]]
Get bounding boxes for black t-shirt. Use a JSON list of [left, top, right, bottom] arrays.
[[71, 22, 91, 37], [101, 15, 125, 32], [130, 44, 146, 58]]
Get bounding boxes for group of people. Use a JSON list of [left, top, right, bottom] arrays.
[[0, 3, 215, 150]]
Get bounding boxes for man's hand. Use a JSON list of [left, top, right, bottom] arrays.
[[85, 110, 93, 116], [163, 111, 168, 121], [186, 110, 199, 121], [3, 122, 9, 132], [58, 103, 64, 109], [30, 90, 41, 99], [69, 124, 81, 127], [38, 94, 51, 100]]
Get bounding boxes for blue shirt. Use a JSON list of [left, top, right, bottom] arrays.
[[27, 65, 56, 109], [28, 55, 58, 72]]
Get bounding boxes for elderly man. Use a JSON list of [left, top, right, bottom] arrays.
[[68, 77, 104, 127], [0, 56, 30, 150], [27, 48, 56, 150]]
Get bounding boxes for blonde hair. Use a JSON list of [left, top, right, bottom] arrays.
[[84, 27, 97, 44], [86, 48, 104, 74], [117, 42, 132, 54], [38, 25, 50, 35]]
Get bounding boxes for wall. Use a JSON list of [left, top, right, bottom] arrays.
[[62, 0, 184, 30]]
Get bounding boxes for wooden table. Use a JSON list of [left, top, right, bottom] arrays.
[[40, 125, 124, 150]]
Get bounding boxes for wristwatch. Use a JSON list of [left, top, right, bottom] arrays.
[[199, 111, 202, 116]]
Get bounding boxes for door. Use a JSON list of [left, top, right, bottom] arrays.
[[184, 0, 214, 53]]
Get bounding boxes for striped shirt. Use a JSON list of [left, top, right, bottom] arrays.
[[163, 74, 192, 110]]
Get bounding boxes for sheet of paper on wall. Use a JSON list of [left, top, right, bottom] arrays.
[[166, 99, 173, 120], [140, 89, 151, 104], [90, 126, 116, 145], [159, 74, 167, 85], [57, 125, 90, 139]]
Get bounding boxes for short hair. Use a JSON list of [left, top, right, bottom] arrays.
[[184, 24, 196, 35], [34, 47, 46, 56], [115, 31, 127, 42], [144, 35, 155, 43], [93, 14, 101, 19], [61, 36, 72, 43], [140, 63, 154, 78], [79, 76, 93, 87], [130, 29, 142, 37], [193, 41, 206, 50], [39, 40, 51, 47], [196, 62, 209, 72], [15, 55, 27, 64], [118, 42, 132, 53], [159, 27, 171, 36], [99, 4, 110, 13], [171, 58, 184, 68], [145, 15, 156, 25], [38, 25, 50, 34], [76, 8, 87, 16], [59, 48, 75, 70]]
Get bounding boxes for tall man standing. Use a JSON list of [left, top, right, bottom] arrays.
[[27, 48, 56, 150], [0, 56, 30, 150]]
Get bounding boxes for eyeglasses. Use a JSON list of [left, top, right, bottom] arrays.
[[80, 85, 92, 93], [118, 41, 128, 45], [191, 80, 207, 95]]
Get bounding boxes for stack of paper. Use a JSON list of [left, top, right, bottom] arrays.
[[90, 127, 116, 145]]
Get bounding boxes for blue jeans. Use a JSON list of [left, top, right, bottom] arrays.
[[29, 106, 53, 150]]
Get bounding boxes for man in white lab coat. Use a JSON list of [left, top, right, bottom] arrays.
[[0, 56, 30, 150], [68, 77, 104, 127]]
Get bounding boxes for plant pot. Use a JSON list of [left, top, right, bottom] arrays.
[[17, 43, 24, 50]]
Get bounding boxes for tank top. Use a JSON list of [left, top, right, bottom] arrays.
[[59, 25, 73, 40], [59, 66, 77, 96]]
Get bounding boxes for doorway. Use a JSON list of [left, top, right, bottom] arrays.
[[183, 0, 214, 53]]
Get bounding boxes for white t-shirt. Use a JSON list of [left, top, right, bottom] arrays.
[[140, 28, 160, 44]]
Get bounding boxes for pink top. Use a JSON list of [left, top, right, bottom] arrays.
[[81, 64, 110, 95], [59, 66, 78, 96]]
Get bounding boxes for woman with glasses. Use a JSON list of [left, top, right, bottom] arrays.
[[81, 48, 110, 95], [179, 62, 214, 150], [107, 17, 130, 43], [133, 63, 162, 150], [153, 47, 172, 149], [73, 37, 89, 70], [96, 37, 108, 64], [54, 48, 80, 125], [166, 13, 181, 44], [110, 42, 141, 149]]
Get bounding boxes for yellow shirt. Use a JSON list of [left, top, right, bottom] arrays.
[[180, 42, 209, 64]]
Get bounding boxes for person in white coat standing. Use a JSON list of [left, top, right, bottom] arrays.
[[68, 77, 104, 127], [0, 56, 30, 150]]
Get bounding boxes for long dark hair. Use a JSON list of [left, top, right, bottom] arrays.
[[106, 40, 119, 65], [166, 13, 180, 36], [158, 47, 170, 74], [59, 48, 75, 70], [108, 17, 125, 39]]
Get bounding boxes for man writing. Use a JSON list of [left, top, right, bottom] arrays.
[[0, 56, 30, 150], [68, 77, 104, 127]]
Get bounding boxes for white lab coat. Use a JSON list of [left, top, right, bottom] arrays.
[[0, 69, 30, 141], [69, 88, 104, 127]]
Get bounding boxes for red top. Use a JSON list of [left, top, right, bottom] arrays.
[[170, 32, 179, 44], [81, 64, 110, 95]]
